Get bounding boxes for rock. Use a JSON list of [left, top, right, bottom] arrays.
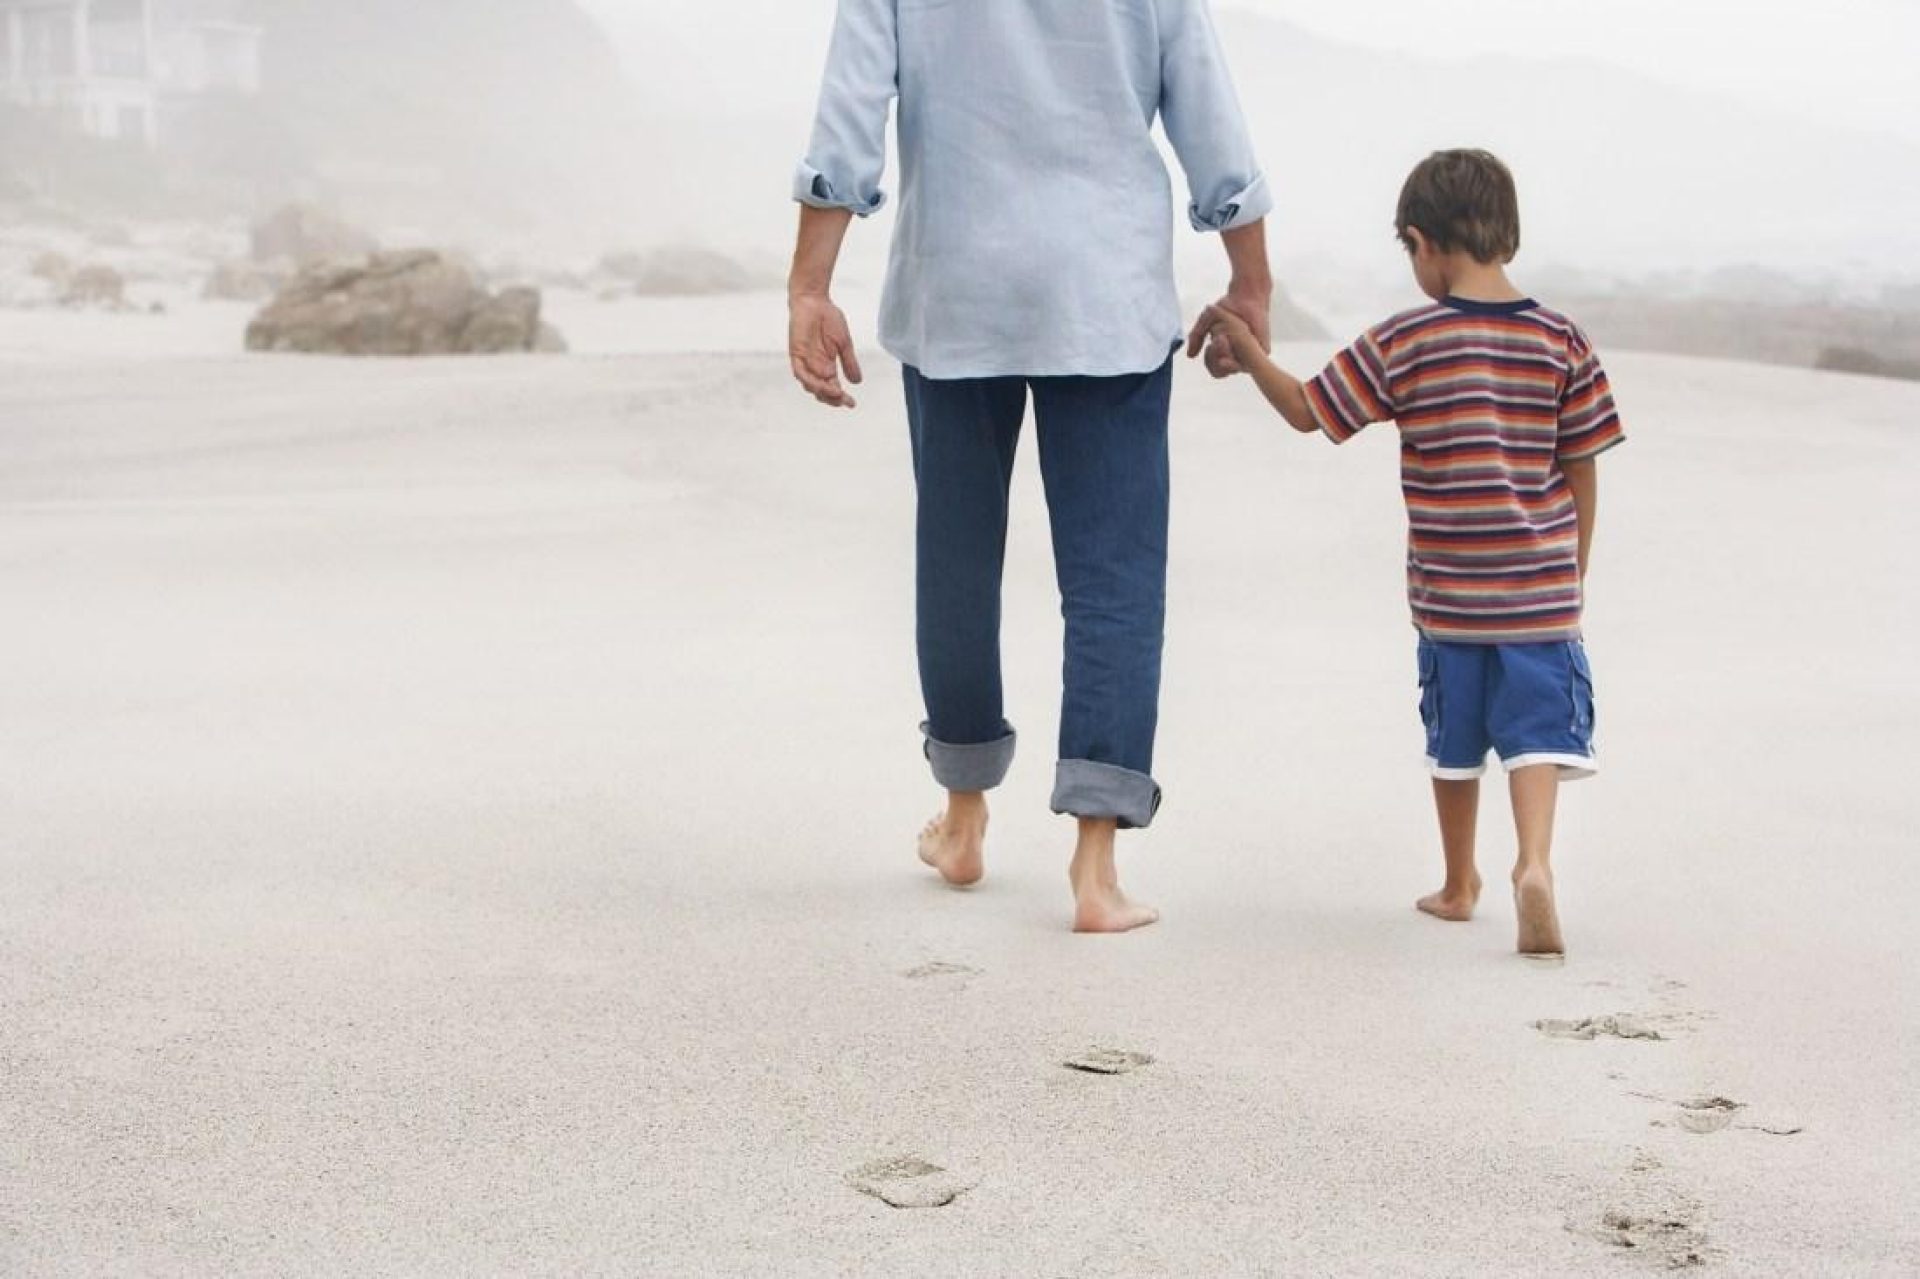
[[250, 203, 378, 267], [459, 285, 542, 354], [62, 264, 126, 309], [597, 247, 762, 297], [534, 322, 569, 354], [245, 250, 559, 357], [30, 251, 72, 286], [203, 259, 280, 303]]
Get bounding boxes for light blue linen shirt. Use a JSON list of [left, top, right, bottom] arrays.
[[795, 0, 1271, 380]]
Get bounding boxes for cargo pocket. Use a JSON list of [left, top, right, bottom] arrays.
[[1570, 643, 1597, 742], [1418, 640, 1443, 758]]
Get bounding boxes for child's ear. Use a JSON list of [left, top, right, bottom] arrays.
[[1403, 226, 1433, 260]]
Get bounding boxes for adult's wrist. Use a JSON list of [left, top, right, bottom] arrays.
[[1227, 276, 1272, 305]]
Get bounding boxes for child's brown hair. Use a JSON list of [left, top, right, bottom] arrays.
[[1395, 149, 1522, 264]]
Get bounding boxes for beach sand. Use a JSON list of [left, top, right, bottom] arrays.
[[1, 302, 1915, 1274]]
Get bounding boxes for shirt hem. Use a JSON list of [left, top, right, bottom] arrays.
[[1414, 622, 1586, 646], [882, 335, 1182, 382]]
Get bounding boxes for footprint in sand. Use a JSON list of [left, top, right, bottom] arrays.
[[1063, 1048, 1155, 1076], [1674, 1096, 1744, 1135], [845, 1156, 974, 1209], [1630, 1089, 1804, 1138], [902, 961, 982, 981], [1572, 1158, 1710, 1269], [1581, 1206, 1711, 1269], [1534, 1015, 1666, 1042]]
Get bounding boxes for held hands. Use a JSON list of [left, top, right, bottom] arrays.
[[1185, 292, 1270, 379], [788, 292, 864, 409]]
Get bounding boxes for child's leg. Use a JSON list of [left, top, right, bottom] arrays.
[[1415, 639, 1492, 920], [1509, 764, 1564, 955], [1418, 778, 1483, 920], [1488, 641, 1595, 955]]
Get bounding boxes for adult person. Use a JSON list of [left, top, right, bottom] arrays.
[[787, 0, 1271, 932]]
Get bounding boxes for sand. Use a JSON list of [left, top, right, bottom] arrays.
[[1, 300, 1916, 1275]]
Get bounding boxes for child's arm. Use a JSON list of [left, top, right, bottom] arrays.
[[1562, 459, 1598, 579], [1195, 305, 1319, 434]]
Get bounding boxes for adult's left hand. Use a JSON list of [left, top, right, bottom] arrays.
[[789, 292, 864, 409]]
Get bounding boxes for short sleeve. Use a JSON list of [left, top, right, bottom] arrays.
[[1557, 333, 1626, 462], [1303, 327, 1395, 444]]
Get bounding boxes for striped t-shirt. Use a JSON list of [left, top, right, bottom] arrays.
[[1304, 296, 1626, 644]]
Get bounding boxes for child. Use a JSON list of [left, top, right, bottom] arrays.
[[1194, 149, 1624, 956]]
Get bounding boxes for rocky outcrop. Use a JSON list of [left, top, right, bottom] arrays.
[[598, 247, 762, 297], [30, 251, 72, 287], [244, 250, 561, 356], [62, 264, 127, 309], [250, 204, 378, 267], [458, 285, 541, 354], [204, 259, 281, 302]]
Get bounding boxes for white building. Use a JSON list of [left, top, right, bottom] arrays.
[[0, 0, 261, 147]]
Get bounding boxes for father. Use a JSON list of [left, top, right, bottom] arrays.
[[788, 0, 1271, 932]]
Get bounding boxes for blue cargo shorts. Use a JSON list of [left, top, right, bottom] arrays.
[[1417, 637, 1599, 781]]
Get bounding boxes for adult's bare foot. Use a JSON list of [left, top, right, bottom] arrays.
[[1513, 868, 1565, 955], [1068, 822, 1158, 933], [1416, 875, 1483, 922], [917, 804, 986, 888], [1071, 878, 1161, 934]]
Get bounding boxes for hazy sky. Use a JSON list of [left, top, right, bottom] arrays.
[[1241, 0, 1920, 142], [589, 0, 1920, 143]]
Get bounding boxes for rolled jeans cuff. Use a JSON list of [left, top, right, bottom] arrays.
[[1051, 759, 1163, 830], [921, 722, 1017, 792]]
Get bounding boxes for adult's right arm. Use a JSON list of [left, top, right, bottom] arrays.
[[1159, 0, 1275, 378], [788, 0, 897, 409]]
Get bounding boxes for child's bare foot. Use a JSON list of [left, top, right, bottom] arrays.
[[917, 800, 986, 887], [1416, 875, 1483, 922], [1513, 868, 1565, 955]]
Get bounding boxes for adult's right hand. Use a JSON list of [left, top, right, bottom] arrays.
[[1187, 289, 1271, 380], [788, 293, 864, 409]]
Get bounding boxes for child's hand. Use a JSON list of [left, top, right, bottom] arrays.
[[1199, 304, 1264, 367], [1198, 301, 1259, 351]]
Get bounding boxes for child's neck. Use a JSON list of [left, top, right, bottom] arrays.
[[1441, 259, 1525, 304]]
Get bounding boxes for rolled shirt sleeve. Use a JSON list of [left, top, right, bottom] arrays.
[[1158, 0, 1273, 233], [794, 0, 897, 216]]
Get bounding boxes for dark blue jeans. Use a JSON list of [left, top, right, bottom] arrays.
[[904, 354, 1171, 829]]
